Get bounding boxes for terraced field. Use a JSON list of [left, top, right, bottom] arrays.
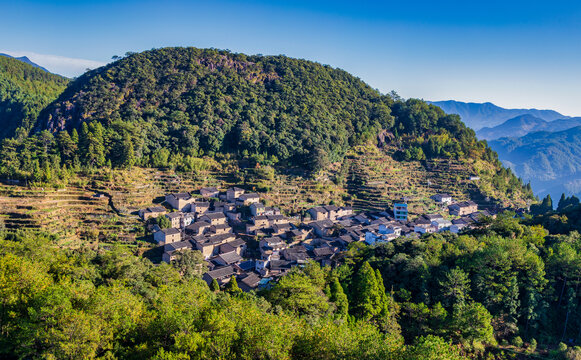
[[0, 146, 526, 246]]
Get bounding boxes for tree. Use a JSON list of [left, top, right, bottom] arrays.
[[438, 268, 471, 309], [157, 215, 171, 229], [351, 262, 384, 321], [170, 250, 205, 279], [210, 279, 220, 292], [329, 278, 349, 318], [224, 276, 241, 293]]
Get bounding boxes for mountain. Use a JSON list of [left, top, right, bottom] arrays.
[[0, 53, 51, 73], [0, 47, 533, 208], [490, 126, 581, 200], [0, 55, 69, 139], [477, 115, 581, 140], [431, 100, 566, 130]]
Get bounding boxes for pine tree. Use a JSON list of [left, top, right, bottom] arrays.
[[558, 193, 567, 212], [210, 279, 220, 292], [351, 261, 381, 320], [330, 278, 349, 318], [225, 276, 241, 293]]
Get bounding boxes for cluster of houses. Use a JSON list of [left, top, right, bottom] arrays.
[[138, 188, 493, 292]]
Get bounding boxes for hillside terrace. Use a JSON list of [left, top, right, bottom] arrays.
[[139, 187, 496, 291]]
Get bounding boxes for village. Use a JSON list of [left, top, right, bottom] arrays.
[[138, 187, 494, 292]]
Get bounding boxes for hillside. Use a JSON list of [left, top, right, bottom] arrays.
[[478, 114, 581, 140], [0, 47, 534, 241], [431, 100, 566, 130], [490, 126, 581, 200], [0, 55, 68, 139]]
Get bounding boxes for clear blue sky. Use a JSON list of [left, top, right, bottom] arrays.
[[2, 0, 581, 115]]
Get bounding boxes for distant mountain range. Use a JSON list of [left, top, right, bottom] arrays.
[[431, 100, 566, 130], [477, 114, 581, 140], [0, 53, 50, 73], [490, 126, 581, 200]]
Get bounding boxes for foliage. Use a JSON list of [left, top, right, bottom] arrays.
[[0, 55, 68, 140]]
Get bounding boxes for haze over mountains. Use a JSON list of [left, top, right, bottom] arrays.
[[431, 100, 566, 130], [433, 100, 581, 201], [477, 114, 581, 140]]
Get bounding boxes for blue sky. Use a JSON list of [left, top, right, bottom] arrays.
[[2, 0, 581, 115]]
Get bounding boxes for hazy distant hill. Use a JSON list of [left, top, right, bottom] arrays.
[[431, 100, 566, 130], [490, 126, 581, 200], [0, 53, 50, 73], [477, 115, 581, 140]]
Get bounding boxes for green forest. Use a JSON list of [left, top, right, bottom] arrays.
[[0, 55, 69, 140], [3, 213, 581, 359]]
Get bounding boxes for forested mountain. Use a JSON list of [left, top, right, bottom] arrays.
[[431, 100, 566, 130], [477, 115, 581, 140], [0, 55, 68, 139], [490, 126, 581, 200], [0, 53, 50, 73], [0, 47, 528, 203]]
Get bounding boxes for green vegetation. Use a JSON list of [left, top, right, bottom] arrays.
[[5, 213, 581, 358], [0, 47, 531, 206], [0, 55, 68, 140]]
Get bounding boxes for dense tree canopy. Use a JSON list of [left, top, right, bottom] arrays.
[[0, 55, 68, 140]]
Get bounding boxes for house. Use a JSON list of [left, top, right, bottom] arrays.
[[227, 187, 245, 202], [199, 212, 227, 226], [185, 221, 211, 236], [424, 213, 444, 222], [282, 246, 308, 262], [323, 205, 340, 220], [431, 193, 453, 205], [226, 211, 241, 222], [194, 233, 237, 258], [310, 219, 335, 237], [200, 187, 219, 198], [214, 251, 243, 266], [202, 266, 236, 286], [166, 212, 182, 228], [138, 206, 167, 221], [287, 228, 310, 242], [337, 206, 354, 218], [432, 218, 452, 232], [165, 193, 195, 211], [220, 238, 247, 256], [210, 223, 232, 235], [267, 215, 289, 225], [237, 193, 260, 206], [252, 215, 270, 228], [449, 201, 478, 216], [191, 202, 210, 216], [153, 228, 181, 246], [238, 272, 261, 292], [307, 207, 328, 221], [250, 202, 266, 216], [414, 224, 437, 234], [182, 213, 196, 227], [393, 203, 408, 221], [263, 207, 281, 216], [162, 240, 195, 263], [271, 223, 292, 236], [469, 176, 480, 181]]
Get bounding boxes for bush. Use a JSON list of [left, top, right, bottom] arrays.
[[511, 336, 523, 348]]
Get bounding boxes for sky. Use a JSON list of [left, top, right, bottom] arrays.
[[1, 0, 581, 115]]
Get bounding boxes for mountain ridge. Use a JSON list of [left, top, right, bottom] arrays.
[[0, 53, 51, 73], [431, 99, 567, 130], [477, 115, 581, 140]]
